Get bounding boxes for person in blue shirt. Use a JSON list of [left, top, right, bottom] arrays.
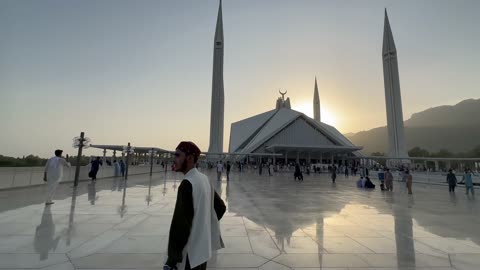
[[119, 160, 126, 177], [463, 168, 474, 196]]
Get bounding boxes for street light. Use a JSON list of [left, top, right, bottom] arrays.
[[122, 143, 135, 180], [72, 132, 91, 187], [148, 148, 158, 176]]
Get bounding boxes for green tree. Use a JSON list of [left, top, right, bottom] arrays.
[[431, 149, 453, 158], [408, 147, 430, 157]]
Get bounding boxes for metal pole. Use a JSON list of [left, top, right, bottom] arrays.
[[150, 148, 154, 176], [28, 167, 34, 186], [125, 142, 131, 180], [74, 132, 85, 187]]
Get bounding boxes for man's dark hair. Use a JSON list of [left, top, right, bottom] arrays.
[[176, 141, 201, 164], [54, 150, 63, 157], [96, 156, 100, 160], [188, 154, 199, 164]]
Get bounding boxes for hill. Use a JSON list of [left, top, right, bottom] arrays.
[[346, 99, 480, 155]]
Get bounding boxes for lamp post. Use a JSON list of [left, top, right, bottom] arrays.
[[72, 132, 91, 187], [123, 143, 135, 180], [148, 148, 157, 176]]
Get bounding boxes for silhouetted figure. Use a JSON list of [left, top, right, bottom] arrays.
[[447, 169, 457, 193], [119, 160, 126, 177], [294, 163, 303, 181], [331, 165, 337, 183], [226, 161, 231, 181], [89, 157, 102, 182], [364, 176, 375, 189]]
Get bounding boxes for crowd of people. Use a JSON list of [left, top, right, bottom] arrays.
[[43, 149, 477, 209], [40, 142, 478, 270]]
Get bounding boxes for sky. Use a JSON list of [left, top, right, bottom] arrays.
[[0, 0, 479, 158]]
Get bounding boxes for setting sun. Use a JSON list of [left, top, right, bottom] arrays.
[[294, 101, 337, 127]]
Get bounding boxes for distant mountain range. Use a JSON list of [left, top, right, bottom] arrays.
[[345, 99, 480, 155]]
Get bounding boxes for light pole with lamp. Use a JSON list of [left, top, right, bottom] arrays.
[[123, 143, 135, 180], [148, 148, 157, 176], [72, 132, 91, 187]]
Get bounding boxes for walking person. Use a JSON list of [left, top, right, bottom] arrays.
[[43, 150, 71, 205], [405, 170, 413, 195], [164, 141, 226, 270], [446, 169, 457, 193], [119, 160, 126, 177], [216, 161, 223, 181], [294, 163, 303, 181], [89, 157, 102, 182], [113, 160, 121, 177], [385, 168, 394, 191], [463, 168, 475, 196], [331, 165, 337, 183], [226, 161, 231, 181], [268, 162, 274, 176]]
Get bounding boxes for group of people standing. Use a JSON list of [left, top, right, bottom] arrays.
[[377, 168, 412, 194], [88, 157, 126, 182], [446, 168, 475, 195], [215, 160, 231, 181]]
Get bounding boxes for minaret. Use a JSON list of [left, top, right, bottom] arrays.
[[382, 9, 408, 160], [208, 0, 224, 155], [313, 76, 321, 122]]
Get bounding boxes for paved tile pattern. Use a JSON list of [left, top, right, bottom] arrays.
[[0, 170, 479, 269]]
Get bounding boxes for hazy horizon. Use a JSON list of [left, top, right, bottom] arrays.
[[1, 0, 479, 158]]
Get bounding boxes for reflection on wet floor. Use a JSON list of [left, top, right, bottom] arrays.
[[0, 170, 479, 269]]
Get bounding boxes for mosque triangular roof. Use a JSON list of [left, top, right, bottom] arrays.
[[229, 107, 361, 155]]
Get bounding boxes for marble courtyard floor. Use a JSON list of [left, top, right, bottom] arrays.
[[0, 170, 479, 270]]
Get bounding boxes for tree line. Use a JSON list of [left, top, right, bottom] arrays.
[[371, 145, 480, 158], [0, 155, 91, 167]]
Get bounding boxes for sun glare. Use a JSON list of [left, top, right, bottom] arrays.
[[321, 107, 337, 127], [294, 101, 337, 127]]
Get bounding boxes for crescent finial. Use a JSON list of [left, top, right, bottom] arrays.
[[279, 89, 287, 100]]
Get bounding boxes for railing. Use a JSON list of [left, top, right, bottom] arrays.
[[353, 169, 478, 186], [0, 165, 166, 190]]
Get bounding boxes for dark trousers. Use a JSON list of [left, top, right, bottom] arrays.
[[90, 170, 98, 180], [186, 257, 207, 270], [449, 185, 455, 192]]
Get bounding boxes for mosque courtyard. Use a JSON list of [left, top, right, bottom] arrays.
[[0, 170, 479, 270]]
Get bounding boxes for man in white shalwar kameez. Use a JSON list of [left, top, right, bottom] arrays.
[[44, 150, 70, 205]]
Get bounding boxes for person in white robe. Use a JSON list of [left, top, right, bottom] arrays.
[[113, 160, 121, 177], [44, 150, 71, 205]]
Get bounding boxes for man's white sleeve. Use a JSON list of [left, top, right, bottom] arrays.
[[60, 158, 71, 167], [44, 159, 51, 173]]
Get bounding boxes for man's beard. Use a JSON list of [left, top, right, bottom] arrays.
[[178, 158, 188, 173]]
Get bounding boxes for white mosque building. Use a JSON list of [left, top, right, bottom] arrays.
[[228, 83, 362, 165]]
